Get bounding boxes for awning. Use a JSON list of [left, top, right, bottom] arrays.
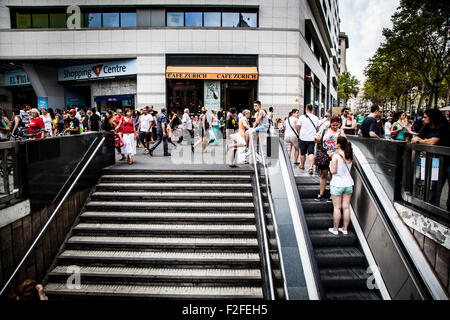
[[166, 66, 258, 80]]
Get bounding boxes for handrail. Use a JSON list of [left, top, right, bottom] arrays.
[[0, 137, 106, 296], [256, 136, 289, 299], [52, 136, 99, 204], [278, 139, 322, 299], [248, 133, 276, 300]]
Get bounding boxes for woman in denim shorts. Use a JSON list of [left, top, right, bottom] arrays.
[[328, 136, 355, 235]]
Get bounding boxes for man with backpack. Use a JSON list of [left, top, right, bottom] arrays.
[[298, 104, 319, 174]]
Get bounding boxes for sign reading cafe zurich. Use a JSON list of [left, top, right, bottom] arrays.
[[58, 59, 137, 81]]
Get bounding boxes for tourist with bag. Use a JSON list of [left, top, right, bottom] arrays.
[[328, 136, 355, 235], [314, 116, 346, 202], [283, 108, 300, 164]]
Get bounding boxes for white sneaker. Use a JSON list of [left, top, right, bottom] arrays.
[[338, 228, 348, 235], [328, 228, 339, 235]]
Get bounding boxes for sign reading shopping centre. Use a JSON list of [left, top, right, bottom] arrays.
[[58, 59, 137, 81]]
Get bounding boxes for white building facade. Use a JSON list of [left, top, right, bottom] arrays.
[[0, 0, 341, 119]]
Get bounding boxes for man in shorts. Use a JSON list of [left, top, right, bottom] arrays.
[[298, 104, 319, 174]]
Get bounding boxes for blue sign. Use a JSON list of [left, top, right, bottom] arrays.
[[4, 70, 31, 87], [38, 97, 48, 110], [58, 59, 137, 81], [65, 89, 86, 107]]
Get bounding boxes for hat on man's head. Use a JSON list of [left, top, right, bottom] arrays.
[[69, 109, 76, 115]]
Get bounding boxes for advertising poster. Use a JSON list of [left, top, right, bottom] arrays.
[[37, 97, 48, 110], [204, 81, 221, 118]]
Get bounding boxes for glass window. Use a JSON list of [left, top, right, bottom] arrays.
[[240, 13, 257, 27], [204, 12, 221, 27], [222, 12, 239, 27], [120, 12, 136, 27], [167, 12, 184, 27], [103, 12, 119, 28], [185, 12, 202, 27], [49, 13, 67, 28], [86, 13, 102, 28], [16, 13, 31, 28], [32, 14, 49, 28]]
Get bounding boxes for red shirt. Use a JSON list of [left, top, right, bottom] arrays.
[[122, 117, 135, 134], [114, 115, 124, 132], [28, 117, 45, 139]]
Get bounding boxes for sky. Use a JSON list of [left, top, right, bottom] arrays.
[[339, 0, 400, 85]]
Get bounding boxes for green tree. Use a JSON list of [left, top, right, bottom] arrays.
[[382, 0, 450, 108], [338, 71, 360, 106]]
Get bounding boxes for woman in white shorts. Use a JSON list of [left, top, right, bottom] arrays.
[[283, 109, 300, 163], [328, 136, 355, 235]]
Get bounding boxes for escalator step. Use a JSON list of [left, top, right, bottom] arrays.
[[315, 247, 365, 267], [305, 213, 333, 229], [320, 267, 370, 289], [309, 230, 356, 246], [325, 290, 380, 300], [301, 199, 334, 213]]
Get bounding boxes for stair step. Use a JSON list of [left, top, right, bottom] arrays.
[[101, 174, 252, 182], [44, 283, 263, 299], [85, 201, 255, 212], [320, 267, 370, 289], [47, 266, 261, 285], [90, 191, 253, 202], [102, 169, 254, 175], [65, 236, 258, 251], [309, 230, 356, 246], [304, 213, 333, 229], [301, 199, 334, 213], [72, 223, 257, 237], [80, 211, 255, 224], [95, 183, 252, 192], [295, 176, 322, 185], [57, 250, 261, 268], [325, 289, 380, 300], [315, 247, 365, 267], [298, 186, 330, 198]]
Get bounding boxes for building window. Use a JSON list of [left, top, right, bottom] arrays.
[[167, 12, 184, 26], [204, 12, 221, 27], [222, 12, 239, 27], [32, 13, 49, 28], [120, 12, 136, 27], [86, 13, 102, 28], [15, 12, 31, 28], [185, 12, 203, 27], [103, 13, 119, 28], [240, 13, 257, 27], [49, 13, 67, 28]]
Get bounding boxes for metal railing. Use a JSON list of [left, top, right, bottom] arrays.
[[0, 141, 23, 205], [402, 143, 450, 225], [0, 137, 105, 296], [248, 133, 276, 300]]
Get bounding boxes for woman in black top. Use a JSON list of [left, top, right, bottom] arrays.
[[342, 112, 357, 135], [192, 107, 209, 152]]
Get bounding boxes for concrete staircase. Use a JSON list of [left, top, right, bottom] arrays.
[[43, 169, 264, 299], [296, 175, 380, 300]]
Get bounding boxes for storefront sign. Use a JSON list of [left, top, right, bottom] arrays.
[[4, 70, 31, 87], [65, 89, 86, 107], [204, 81, 221, 115], [58, 59, 137, 81], [166, 66, 258, 80], [167, 73, 258, 80], [37, 97, 48, 110]]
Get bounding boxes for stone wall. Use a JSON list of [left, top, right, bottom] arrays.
[[0, 187, 91, 297]]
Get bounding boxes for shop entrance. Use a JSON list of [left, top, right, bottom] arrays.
[[65, 85, 91, 110], [223, 81, 256, 113], [95, 95, 135, 113], [167, 80, 203, 114], [11, 86, 37, 109]]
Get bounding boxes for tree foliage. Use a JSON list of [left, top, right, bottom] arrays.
[[338, 71, 360, 106]]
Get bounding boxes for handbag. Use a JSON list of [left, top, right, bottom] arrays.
[[314, 130, 330, 167], [390, 123, 399, 139], [115, 133, 124, 148]]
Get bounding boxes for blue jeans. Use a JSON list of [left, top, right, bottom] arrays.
[[149, 132, 168, 155]]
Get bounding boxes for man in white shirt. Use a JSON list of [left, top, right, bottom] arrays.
[[298, 104, 319, 174], [138, 108, 153, 152], [181, 108, 194, 150]]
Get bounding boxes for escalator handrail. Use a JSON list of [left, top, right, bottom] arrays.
[[352, 144, 447, 300], [278, 139, 323, 299], [249, 134, 276, 300], [0, 137, 106, 296], [257, 135, 290, 299]]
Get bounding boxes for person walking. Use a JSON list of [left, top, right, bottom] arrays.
[[138, 107, 153, 153], [298, 104, 319, 174], [193, 107, 210, 153], [250, 101, 270, 155], [225, 107, 241, 167], [0, 107, 11, 141], [210, 109, 220, 145], [28, 108, 45, 139], [89, 107, 101, 132], [391, 112, 414, 141], [120, 108, 137, 165], [149, 107, 170, 157], [356, 110, 366, 132], [64, 109, 80, 135], [284, 109, 300, 164], [328, 136, 355, 235], [358, 105, 382, 138], [384, 116, 393, 139], [181, 108, 194, 151], [40, 108, 54, 137], [314, 116, 346, 201]]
